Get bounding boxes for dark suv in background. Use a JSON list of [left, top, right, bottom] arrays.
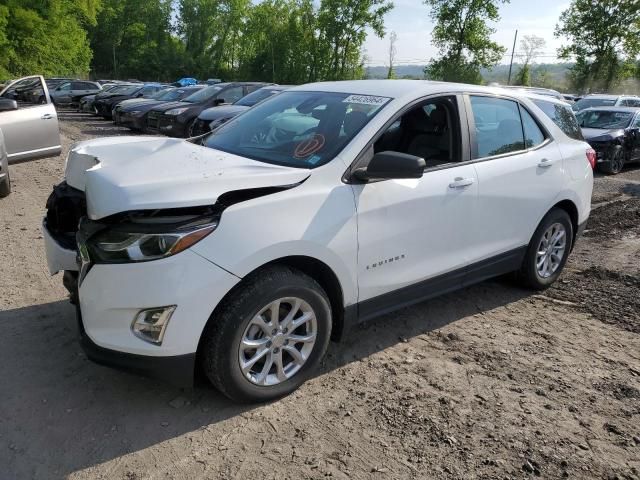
[[113, 85, 205, 131], [191, 85, 291, 136], [94, 83, 167, 118], [146, 82, 270, 137]]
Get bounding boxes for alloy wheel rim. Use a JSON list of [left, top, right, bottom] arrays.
[[536, 222, 567, 279], [239, 297, 317, 386], [613, 151, 624, 172]]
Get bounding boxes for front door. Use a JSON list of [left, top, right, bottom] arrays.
[[354, 95, 478, 320], [0, 76, 61, 161]]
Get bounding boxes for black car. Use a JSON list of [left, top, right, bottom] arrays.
[[146, 82, 270, 137], [577, 107, 640, 174], [191, 85, 292, 136], [113, 86, 205, 130], [93, 83, 167, 118]]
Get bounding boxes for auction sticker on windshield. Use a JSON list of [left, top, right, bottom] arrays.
[[342, 95, 390, 106]]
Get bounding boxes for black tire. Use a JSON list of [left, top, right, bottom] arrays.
[[186, 118, 198, 138], [200, 266, 332, 403], [0, 172, 11, 197], [518, 208, 573, 290], [598, 145, 624, 175]]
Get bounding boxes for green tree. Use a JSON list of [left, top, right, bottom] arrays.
[[515, 63, 530, 86], [556, 0, 640, 92], [424, 0, 508, 84], [0, 0, 98, 78], [90, 0, 184, 80], [387, 30, 397, 79]]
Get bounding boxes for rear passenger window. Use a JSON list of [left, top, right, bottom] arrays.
[[520, 107, 546, 148], [532, 99, 583, 141], [470, 96, 525, 158]]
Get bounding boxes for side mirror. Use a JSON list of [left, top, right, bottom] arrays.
[[137, 92, 144, 97], [214, 98, 225, 106], [353, 151, 426, 182], [0, 98, 18, 112]]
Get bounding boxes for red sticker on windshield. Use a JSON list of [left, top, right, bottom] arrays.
[[294, 134, 325, 159]]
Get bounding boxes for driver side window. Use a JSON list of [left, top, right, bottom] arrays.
[[373, 96, 461, 168]]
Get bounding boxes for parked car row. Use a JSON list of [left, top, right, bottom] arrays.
[[79, 81, 286, 138]]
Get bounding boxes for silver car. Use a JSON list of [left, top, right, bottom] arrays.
[[0, 75, 62, 195], [50, 80, 102, 106]]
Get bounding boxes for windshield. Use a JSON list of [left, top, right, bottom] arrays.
[[112, 85, 141, 96], [573, 97, 616, 111], [235, 88, 282, 107], [204, 91, 391, 168], [183, 85, 222, 103], [576, 110, 633, 129]]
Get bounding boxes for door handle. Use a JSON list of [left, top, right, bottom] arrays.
[[448, 177, 475, 189], [538, 158, 554, 168], [41, 113, 54, 120]]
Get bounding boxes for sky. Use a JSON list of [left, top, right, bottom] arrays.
[[363, 0, 571, 66]]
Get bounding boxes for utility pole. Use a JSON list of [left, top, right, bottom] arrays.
[[507, 29, 518, 85]]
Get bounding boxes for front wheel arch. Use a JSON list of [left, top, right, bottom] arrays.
[[196, 256, 346, 364]]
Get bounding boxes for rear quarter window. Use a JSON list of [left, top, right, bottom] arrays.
[[532, 100, 583, 141]]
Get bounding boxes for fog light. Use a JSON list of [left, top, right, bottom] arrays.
[[132, 306, 176, 345]]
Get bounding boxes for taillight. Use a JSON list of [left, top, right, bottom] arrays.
[[586, 148, 596, 169]]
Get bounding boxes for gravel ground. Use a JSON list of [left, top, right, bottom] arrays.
[[1, 110, 639, 480]]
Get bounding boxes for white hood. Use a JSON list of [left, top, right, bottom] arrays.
[[64, 136, 310, 220]]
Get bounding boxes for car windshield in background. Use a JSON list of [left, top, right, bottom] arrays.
[[532, 99, 584, 141], [155, 88, 192, 101], [573, 97, 616, 111], [577, 110, 633, 129], [204, 91, 391, 168], [149, 89, 172, 99], [183, 85, 222, 103], [115, 85, 141, 96], [235, 88, 280, 107]]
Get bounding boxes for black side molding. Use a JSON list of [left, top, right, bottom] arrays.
[[345, 246, 527, 331]]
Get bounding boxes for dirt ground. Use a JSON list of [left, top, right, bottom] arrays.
[[1, 110, 639, 480]]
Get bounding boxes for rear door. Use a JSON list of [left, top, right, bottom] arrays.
[[465, 94, 564, 263], [0, 76, 61, 161], [53, 81, 73, 104]]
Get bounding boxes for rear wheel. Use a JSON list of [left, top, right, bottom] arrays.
[[518, 208, 573, 290], [599, 146, 624, 175], [200, 266, 332, 403]]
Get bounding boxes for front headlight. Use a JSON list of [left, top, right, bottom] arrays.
[[88, 223, 217, 263], [165, 107, 189, 116]]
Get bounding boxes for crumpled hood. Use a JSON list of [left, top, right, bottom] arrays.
[[582, 128, 624, 142], [64, 136, 310, 220], [200, 105, 248, 121]]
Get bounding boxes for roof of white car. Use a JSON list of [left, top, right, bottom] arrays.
[[290, 79, 565, 105]]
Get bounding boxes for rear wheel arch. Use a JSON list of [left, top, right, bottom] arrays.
[[549, 199, 579, 248]]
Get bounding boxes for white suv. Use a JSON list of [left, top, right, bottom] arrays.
[[43, 80, 594, 402]]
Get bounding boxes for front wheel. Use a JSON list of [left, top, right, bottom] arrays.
[[200, 266, 332, 403], [518, 208, 573, 290], [599, 146, 625, 175]]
